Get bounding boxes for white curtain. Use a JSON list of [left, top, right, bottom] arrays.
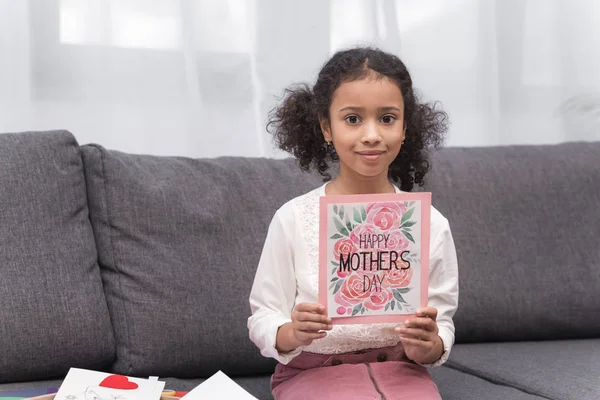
[[1, 0, 599, 158]]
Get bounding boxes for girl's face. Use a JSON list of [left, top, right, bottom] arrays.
[[320, 74, 406, 183]]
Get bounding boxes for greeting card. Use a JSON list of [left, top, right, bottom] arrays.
[[319, 192, 431, 324], [180, 370, 257, 399], [53, 368, 165, 400]]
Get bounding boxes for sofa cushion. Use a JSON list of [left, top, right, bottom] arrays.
[[0, 370, 546, 400], [0, 131, 115, 383], [430, 366, 547, 400], [424, 143, 600, 342], [446, 340, 600, 400], [0, 380, 63, 393], [80, 145, 324, 377]]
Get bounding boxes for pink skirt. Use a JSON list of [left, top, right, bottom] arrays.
[[271, 344, 441, 400]]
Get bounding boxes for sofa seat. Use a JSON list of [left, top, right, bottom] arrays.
[[0, 366, 552, 400], [164, 368, 552, 400], [446, 339, 600, 400], [430, 366, 547, 400]]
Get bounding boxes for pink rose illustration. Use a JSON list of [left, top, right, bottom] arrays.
[[333, 238, 357, 263], [382, 266, 413, 289], [334, 274, 370, 307], [385, 230, 409, 252], [365, 202, 406, 231], [349, 223, 380, 247], [363, 288, 393, 311], [337, 269, 352, 279]]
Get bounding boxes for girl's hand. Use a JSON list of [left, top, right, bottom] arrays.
[[276, 303, 332, 353], [291, 303, 333, 346], [395, 307, 444, 364]]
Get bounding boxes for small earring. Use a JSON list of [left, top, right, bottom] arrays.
[[324, 141, 336, 155]]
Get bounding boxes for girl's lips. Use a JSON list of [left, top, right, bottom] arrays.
[[357, 151, 384, 161]]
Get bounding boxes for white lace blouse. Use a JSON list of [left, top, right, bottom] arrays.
[[247, 183, 459, 367]]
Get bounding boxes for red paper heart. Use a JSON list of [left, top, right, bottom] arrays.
[[99, 374, 139, 390]]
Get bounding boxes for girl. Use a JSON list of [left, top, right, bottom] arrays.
[[248, 47, 459, 400]]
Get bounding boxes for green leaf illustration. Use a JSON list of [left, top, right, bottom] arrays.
[[330, 277, 338, 282], [401, 208, 414, 225], [334, 217, 350, 236], [361, 207, 367, 221], [331, 267, 337, 275], [391, 301, 395, 310], [393, 290, 407, 303], [332, 261, 339, 266], [396, 301, 402, 310], [402, 230, 415, 243], [401, 221, 416, 228], [353, 208, 362, 224], [360, 306, 366, 314], [396, 288, 411, 294], [408, 201, 415, 207], [385, 303, 390, 311], [346, 219, 353, 233], [330, 233, 344, 240], [339, 205, 345, 220], [333, 279, 343, 294], [352, 303, 362, 316], [334, 205, 338, 214]]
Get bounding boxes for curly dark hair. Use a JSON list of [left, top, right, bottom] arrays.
[[267, 47, 449, 192]]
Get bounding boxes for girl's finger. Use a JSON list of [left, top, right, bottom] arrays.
[[399, 337, 432, 348], [295, 303, 326, 314], [298, 321, 333, 332], [416, 307, 438, 319], [405, 317, 437, 332], [395, 327, 434, 341], [298, 331, 327, 341], [297, 312, 332, 324]]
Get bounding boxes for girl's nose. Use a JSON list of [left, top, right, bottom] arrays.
[[361, 121, 382, 144]]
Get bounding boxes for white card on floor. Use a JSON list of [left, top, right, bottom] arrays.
[[53, 367, 165, 400], [181, 371, 258, 400]]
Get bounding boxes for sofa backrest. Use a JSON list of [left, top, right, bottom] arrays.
[[4, 129, 597, 382], [80, 144, 324, 377], [423, 142, 600, 343], [0, 131, 115, 383], [81, 139, 600, 377]]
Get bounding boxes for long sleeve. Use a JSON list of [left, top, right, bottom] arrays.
[[419, 215, 459, 367], [247, 207, 303, 364]]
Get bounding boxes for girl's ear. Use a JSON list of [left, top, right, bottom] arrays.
[[320, 117, 332, 143]]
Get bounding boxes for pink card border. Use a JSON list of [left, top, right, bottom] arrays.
[[318, 192, 431, 324]]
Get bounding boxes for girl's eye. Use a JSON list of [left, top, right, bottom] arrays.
[[381, 115, 396, 124], [345, 115, 360, 124]]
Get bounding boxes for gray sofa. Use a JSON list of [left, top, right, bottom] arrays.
[[1, 130, 598, 400]]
